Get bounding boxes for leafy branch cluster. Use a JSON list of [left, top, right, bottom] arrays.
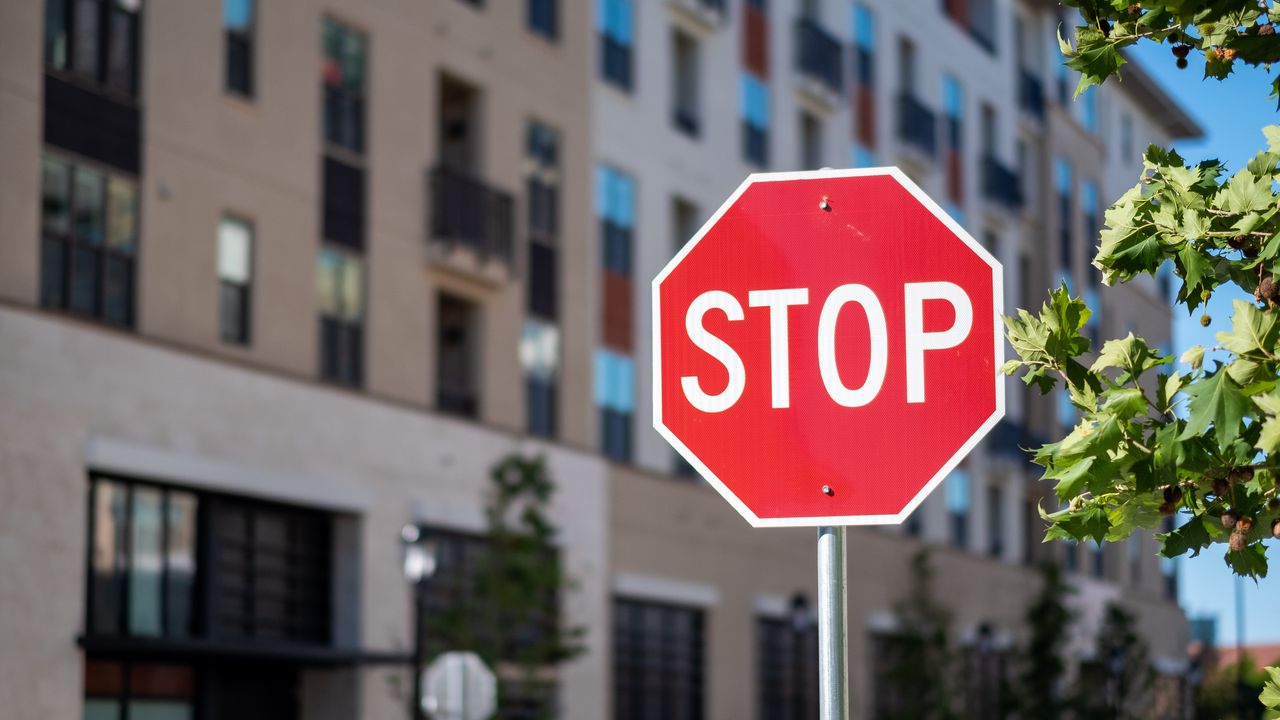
[[1003, 0, 1280, 581]]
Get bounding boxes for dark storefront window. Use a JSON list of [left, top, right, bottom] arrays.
[[614, 598, 704, 720], [758, 616, 817, 719]]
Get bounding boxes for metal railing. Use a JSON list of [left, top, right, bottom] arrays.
[[896, 93, 937, 158], [795, 18, 843, 94], [429, 165, 515, 266], [981, 155, 1023, 209]]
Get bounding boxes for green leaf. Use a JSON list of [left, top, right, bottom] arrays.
[[1219, 170, 1274, 213], [1181, 210, 1206, 241], [1225, 542, 1269, 579], [1257, 392, 1280, 417], [1063, 26, 1126, 94], [1047, 456, 1096, 501], [1263, 125, 1280, 154], [1259, 417, 1280, 456], [1102, 387, 1148, 420], [1180, 370, 1251, 452], [1160, 515, 1213, 558], [1106, 497, 1163, 542], [1217, 299, 1280, 357], [1262, 667, 1280, 709]]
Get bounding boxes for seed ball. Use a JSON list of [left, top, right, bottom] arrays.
[[1272, 519, 1280, 540], [1200, 314, 1212, 327], [1205, 47, 1219, 61], [1268, 497, 1280, 512], [1222, 511, 1239, 530], [1213, 478, 1230, 497], [1163, 485, 1183, 505], [1239, 516, 1255, 533], [1261, 24, 1276, 36], [1230, 530, 1247, 553], [1126, 3, 1141, 15], [1172, 45, 1191, 58], [1241, 467, 1255, 483], [1258, 276, 1277, 301], [1220, 47, 1237, 62], [1176, 57, 1189, 69], [1159, 501, 1176, 516]]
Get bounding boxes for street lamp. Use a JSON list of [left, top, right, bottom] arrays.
[[790, 592, 812, 719], [402, 523, 438, 720]]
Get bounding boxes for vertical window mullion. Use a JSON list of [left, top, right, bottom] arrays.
[[94, 0, 109, 86], [85, 478, 98, 635], [159, 487, 170, 637], [120, 482, 133, 636]]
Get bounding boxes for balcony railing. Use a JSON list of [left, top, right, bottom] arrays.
[[896, 93, 937, 158], [429, 165, 515, 266], [1019, 69, 1045, 121], [981, 155, 1023, 210], [795, 18, 843, 94]]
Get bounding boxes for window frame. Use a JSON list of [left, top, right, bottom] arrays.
[[218, 213, 254, 346], [322, 16, 368, 156], [527, 0, 558, 41], [613, 597, 705, 720], [316, 244, 365, 387], [44, 0, 143, 100]]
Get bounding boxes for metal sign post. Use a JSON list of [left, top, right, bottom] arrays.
[[817, 526, 848, 720]]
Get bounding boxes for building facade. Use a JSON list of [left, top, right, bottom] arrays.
[[0, 0, 1198, 718]]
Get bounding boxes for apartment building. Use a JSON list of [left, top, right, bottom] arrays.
[[0, 1, 608, 718], [0, 0, 1200, 719], [595, 0, 1199, 718]]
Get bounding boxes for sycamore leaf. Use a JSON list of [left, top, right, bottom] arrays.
[[1217, 299, 1280, 357], [1219, 170, 1274, 214], [1064, 26, 1126, 94], [1159, 515, 1213, 558], [1262, 667, 1280, 710], [1179, 370, 1251, 452], [1225, 543, 1269, 579], [1259, 417, 1280, 456], [1257, 392, 1280, 417], [1264, 125, 1280, 155], [1047, 456, 1096, 501]]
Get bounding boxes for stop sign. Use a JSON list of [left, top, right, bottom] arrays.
[[653, 168, 1004, 527]]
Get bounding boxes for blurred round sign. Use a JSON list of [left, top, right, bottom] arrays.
[[421, 651, 497, 720]]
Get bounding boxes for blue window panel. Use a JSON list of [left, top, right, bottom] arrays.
[[1082, 181, 1098, 216], [224, 0, 253, 31], [1054, 157, 1072, 193], [945, 202, 966, 229], [943, 74, 963, 119], [853, 5, 875, 49], [1055, 269, 1074, 294], [594, 349, 636, 412], [740, 72, 769, 128], [1056, 388, 1077, 429], [1080, 88, 1098, 133], [598, 0, 632, 44], [852, 146, 875, 168], [945, 467, 971, 513], [595, 165, 635, 228]]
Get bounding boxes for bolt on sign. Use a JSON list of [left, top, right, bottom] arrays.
[[652, 168, 1005, 527]]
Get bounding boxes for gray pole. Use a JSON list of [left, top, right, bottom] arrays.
[[817, 526, 849, 720]]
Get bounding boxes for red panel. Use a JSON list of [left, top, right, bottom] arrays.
[[947, 150, 964, 203], [743, 5, 769, 79], [945, 0, 970, 26], [603, 269, 633, 352], [856, 86, 876, 149]]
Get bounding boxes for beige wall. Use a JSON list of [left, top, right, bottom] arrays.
[[0, 304, 610, 719]]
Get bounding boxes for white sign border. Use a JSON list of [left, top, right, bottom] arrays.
[[651, 166, 1006, 528]]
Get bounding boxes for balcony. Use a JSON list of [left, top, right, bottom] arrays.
[[981, 155, 1023, 210], [1019, 69, 1045, 122], [794, 18, 844, 97], [896, 94, 937, 159], [428, 165, 515, 280]]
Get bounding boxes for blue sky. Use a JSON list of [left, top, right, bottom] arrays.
[[1123, 42, 1279, 647]]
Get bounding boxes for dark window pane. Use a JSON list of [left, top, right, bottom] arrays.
[[527, 377, 556, 438], [72, 0, 101, 79], [437, 294, 479, 417], [90, 479, 128, 635], [46, 0, 69, 68], [528, 243, 557, 319], [105, 7, 137, 96], [74, 167, 106, 245], [226, 33, 252, 96], [220, 282, 248, 344], [102, 254, 133, 326], [528, 0, 557, 39], [41, 237, 67, 308], [42, 156, 71, 234], [601, 36, 632, 90], [165, 492, 198, 637], [601, 408, 632, 462], [70, 245, 101, 315], [614, 599, 704, 720], [105, 177, 136, 253]]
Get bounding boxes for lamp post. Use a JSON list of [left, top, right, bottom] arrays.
[[790, 592, 812, 720], [402, 523, 438, 720]]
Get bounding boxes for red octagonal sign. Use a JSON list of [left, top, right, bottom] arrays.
[[653, 168, 1004, 527]]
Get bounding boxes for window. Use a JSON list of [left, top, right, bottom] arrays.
[[1090, 540, 1105, 579], [1160, 518, 1177, 599], [800, 111, 822, 169], [86, 474, 333, 645], [614, 598, 705, 720], [1056, 387, 1077, 432], [597, 165, 635, 277], [741, 72, 770, 166], [1121, 113, 1134, 162], [596, 350, 635, 461], [946, 467, 971, 549], [852, 146, 875, 168], [84, 660, 196, 720], [672, 196, 700, 253], [852, 4, 876, 152], [987, 483, 1004, 558], [224, 0, 254, 96], [758, 616, 817, 720], [1080, 88, 1099, 134], [437, 293, 480, 418], [1082, 181, 1102, 344], [1055, 157, 1073, 277], [599, 0, 633, 90], [962, 632, 1009, 720], [672, 29, 701, 138], [218, 216, 252, 344], [526, 122, 560, 437], [522, 320, 559, 438], [942, 74, 964, 206], [45, 0, 141, 97], [316, 247, 363, 387], [322, 18, 366, 153], [1127, 535, 1142, 583], [40, 153, 137, 327], [1056, 16, 1071, 104], [528, 0, 557, 40]]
